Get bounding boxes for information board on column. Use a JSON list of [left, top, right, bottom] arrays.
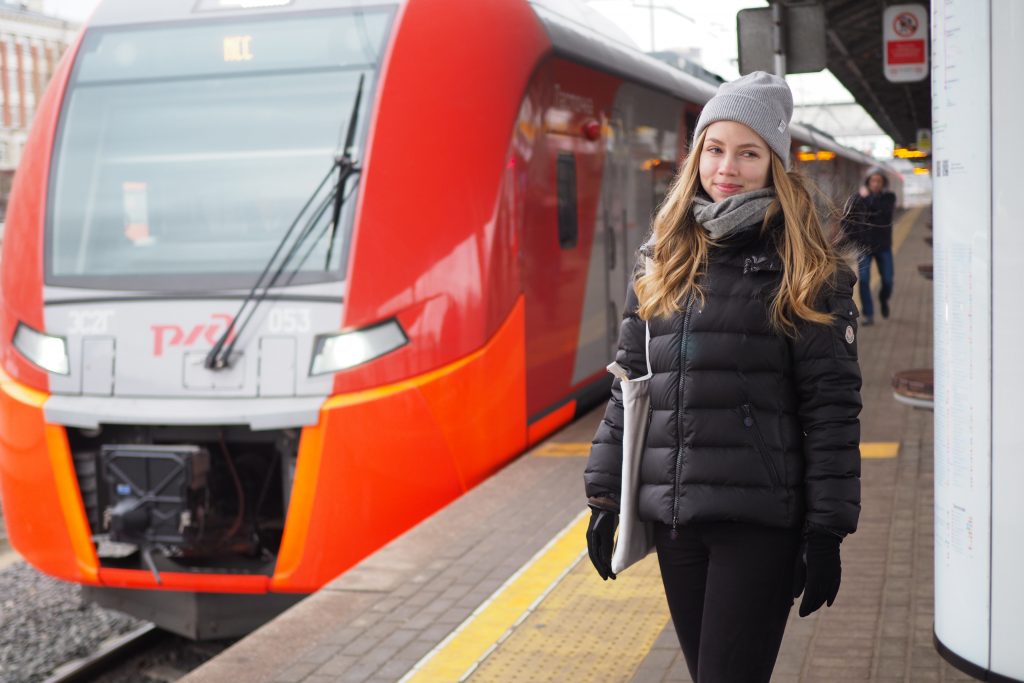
[[931, 0, 991, 668]]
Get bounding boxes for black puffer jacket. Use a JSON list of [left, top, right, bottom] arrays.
[[584, 218, 862, 536], [842, 172, 897, 254]]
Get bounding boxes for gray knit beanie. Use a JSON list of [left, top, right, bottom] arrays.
[[693, 71, 794, 167]]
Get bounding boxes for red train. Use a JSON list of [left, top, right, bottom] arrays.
[[0, 0, 890, 637]]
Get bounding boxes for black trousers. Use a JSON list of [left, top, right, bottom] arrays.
[[654, 521, 801, 683]]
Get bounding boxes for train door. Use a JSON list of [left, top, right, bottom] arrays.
[[620, 86, 685, 259], [597, 103, 630, 361], [597, 85, 685, 342], [574, 85, 685, 383], [521, 63, 619, 428]]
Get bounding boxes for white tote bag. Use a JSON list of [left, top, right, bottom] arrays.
[[606, 320, 655, 575]]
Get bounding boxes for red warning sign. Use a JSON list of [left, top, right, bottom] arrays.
[[883, 4, 928, 83], [888, 40, 926, 65]]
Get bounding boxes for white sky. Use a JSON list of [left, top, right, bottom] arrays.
[[40, 0, 890, 154], [583, 1, 860, 105], [42, 0, 97, 22], [582, 1, 893, 156]]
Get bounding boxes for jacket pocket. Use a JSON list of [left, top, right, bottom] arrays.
[[741, 403, 781, 488]]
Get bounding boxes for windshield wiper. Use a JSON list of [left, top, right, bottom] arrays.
[[205, 74, 365, 371], [325, 73, 364, 270]]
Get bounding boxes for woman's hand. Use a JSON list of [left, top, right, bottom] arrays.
[[586, 506, 618, 581], [858, 185, 870, 198], [793, 528, 842, 616]]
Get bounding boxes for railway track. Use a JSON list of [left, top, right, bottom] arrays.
[[41, 624, 166, 683]]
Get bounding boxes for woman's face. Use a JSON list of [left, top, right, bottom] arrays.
[[699, 120, 772, 203]]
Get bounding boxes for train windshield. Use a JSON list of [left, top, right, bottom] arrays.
[[47, 10, 394, 290]]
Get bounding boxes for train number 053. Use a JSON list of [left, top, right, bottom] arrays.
[[267, 309, 311, 334], [68, 309, 115, 335]]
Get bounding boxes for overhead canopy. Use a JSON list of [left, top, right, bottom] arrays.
[[769, 0, 932, 148]]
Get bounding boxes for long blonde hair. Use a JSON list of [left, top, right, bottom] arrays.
[[635, 130, 842, 336]]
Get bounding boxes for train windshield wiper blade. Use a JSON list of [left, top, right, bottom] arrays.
[[203, 166, 335, 370], [325, 73, 364, 270], [204, 74, 366, 371]]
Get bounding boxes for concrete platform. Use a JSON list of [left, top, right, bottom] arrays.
[[183, 205, 973, 683]]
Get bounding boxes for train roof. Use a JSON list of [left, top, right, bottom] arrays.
[[527, 0, 717, 106], [86, 0, 880, 168], [87, 0, 405, 27]]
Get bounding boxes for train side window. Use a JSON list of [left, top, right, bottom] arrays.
[[556, 152, 578, 249]]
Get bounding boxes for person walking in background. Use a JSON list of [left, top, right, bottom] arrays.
[[842, 168, 897, 326], [583, 72, 862, 683]]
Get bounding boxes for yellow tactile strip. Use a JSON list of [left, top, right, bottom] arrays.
[[532, 442, 591, 457], [401, 513, 592, 682], [468, 553, 668, 682], [860, 441, 900, 459], [535, 442, 900, 459], [400, 511, 669, 683]]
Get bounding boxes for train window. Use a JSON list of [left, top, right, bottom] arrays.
[[46, 8, 396, 289], [651, 159, 676, 213], [556, 152, 578, 249]]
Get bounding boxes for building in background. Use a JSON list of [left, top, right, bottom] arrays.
[[0, 0, 78, 227]]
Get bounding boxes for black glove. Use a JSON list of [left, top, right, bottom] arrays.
[[795, 528, 842, 617], [586, 506, 617, 581]]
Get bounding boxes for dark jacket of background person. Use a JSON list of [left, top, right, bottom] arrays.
[[843, 175, 897, 254], [584, 217, 863, 537]]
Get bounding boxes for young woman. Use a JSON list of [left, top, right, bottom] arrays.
[[584, 71, 862, 683]]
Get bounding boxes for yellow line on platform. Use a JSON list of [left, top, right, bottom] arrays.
[[536, 441, 901, 459], [532, 442, 590, 457], [469, 550, 669, 681], [400, 511, 590, 683], [861, 441, 900, 459]]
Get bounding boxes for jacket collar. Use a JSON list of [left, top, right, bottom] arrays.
[[639, 214, 785, 273], [718, 214, 785, 274]]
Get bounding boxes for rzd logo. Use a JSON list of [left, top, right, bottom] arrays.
[[151, 314, 234, 357]]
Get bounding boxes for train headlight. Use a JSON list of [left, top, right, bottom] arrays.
[[12, 323, 70, 375], [310, 319, 407, 375]]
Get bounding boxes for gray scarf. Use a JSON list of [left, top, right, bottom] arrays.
[[692, 187, 777, 240]]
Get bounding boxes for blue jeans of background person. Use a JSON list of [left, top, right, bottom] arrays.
[[857, 249, 894, 319]]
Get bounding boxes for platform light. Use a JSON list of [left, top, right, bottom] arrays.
[[796, 150, 836, 162], [309, 320, 407, 375], [12, 323, 69, 375]]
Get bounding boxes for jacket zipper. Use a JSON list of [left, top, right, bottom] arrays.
[[742, 403, 781, 488], [671, 293, 696, 534]]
